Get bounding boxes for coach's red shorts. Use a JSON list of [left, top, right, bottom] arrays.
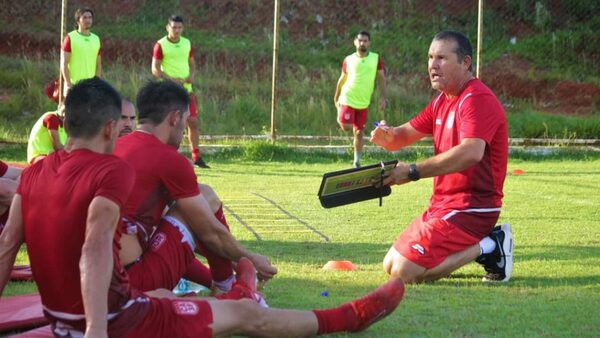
[[127, 218, 195, 291], [394, 211, 498, 269], [189, 93, 198, 118], [338, 104, 368, 130], [125, 297, 213, 338]]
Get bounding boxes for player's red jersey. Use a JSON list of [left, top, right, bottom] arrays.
[[114, 131, 199, 237], [17, 149, 149, 335], [410, 79, 508, 227], [0, 160, 7, 176]]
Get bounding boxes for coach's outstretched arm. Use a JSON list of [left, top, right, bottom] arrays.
[[0, 195, 25, 297], [173, 194, 278, 281]]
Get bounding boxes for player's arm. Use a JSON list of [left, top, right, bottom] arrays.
[[1, 166, 22, 181], [0, 177, 18, 209], [151, 58, 180, 83], [385, 138, 486, 186], [95, 55, 103, 78], [175, 195, 278, 281], [186, 56, 196, 84], [333, 71, 347, 107], [0, 195, 25, 297], [49, 129, 64, 151], [80, 196, 120, 337], [61, 51, 72, 88], [370, 121, 427, 151], [376, 68, 387, 111]]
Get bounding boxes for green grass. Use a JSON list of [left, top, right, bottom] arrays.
[[3, 149, 600, 337]]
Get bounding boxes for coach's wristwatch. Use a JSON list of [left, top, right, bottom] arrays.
[[408, 163, 420, 181]]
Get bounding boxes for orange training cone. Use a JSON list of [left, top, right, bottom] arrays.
[[322, 260, 357, 271]]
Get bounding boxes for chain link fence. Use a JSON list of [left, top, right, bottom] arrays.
[[1, 0, 598, 140]]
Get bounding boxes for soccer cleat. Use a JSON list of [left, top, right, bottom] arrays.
[[348, 278, 405, 332], [353, 161, 361, 168], [478, 224, 514, 282], [194, 157, 210, 169], [215, 257, 269, 308]]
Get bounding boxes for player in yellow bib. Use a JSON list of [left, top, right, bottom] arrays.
[[27, 105, 68, 164], [334, 31, 387, 168], [152, 15, 209, 169], [60, 8, 102, 96]]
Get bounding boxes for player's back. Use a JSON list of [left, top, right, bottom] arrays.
[[115, 131, 199, 229], [19, 149, 133, 316]]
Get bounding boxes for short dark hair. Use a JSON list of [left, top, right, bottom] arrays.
[[168, 15, 184, 24], [355, 30, 371, 40], [64, 77, 122, 139], [433, 31, 473, 71], [74, 8, 93, 25], [136, 80, 190, 125]]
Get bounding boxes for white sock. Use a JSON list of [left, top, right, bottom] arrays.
[[354, 151, 361, 164], [213, 275, 235, 292], [479, 236, 496, 255]]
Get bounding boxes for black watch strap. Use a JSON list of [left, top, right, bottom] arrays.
[[408, 163, 420, 181]]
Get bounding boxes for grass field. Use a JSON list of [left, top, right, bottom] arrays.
[[3, 149, 600, 337]]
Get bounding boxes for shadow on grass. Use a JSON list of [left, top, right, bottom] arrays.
[[239, 239, 390, 266]]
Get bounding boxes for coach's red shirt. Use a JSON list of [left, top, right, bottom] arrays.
[[410, 78, 508, 219]]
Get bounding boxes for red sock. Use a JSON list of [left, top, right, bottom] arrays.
[[192, 148, 200, 161], [313, 304, 358, 334], [183, 259, 212, 288], [197, 205, 233, 282]]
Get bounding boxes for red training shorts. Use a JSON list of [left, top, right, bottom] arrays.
[[126, 218, 195, 291], [125, 297, 213, 338], [338, 104, 368, 130], [394, 211, 498, 269]]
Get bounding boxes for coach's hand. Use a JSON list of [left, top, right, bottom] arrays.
[[370, 120, 394, 147], [384, 162, 411, 186], [248, 253, 278, 281]]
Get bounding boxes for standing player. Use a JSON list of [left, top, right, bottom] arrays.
[[60, 8, 102, 96], [0, 77, 405, 337], [334, 31, 387, 168], [152, 15, 209, 168], [370, 31, 512, 283], [26, 104, 68, 164]]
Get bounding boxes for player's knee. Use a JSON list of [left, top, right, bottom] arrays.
[[383, 250, 423, 284], [199, 184, 221, 212], [354, 128, 364, 136]]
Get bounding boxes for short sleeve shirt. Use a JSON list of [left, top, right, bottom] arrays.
[[18, 149, 147, 332], [410, 79, 508, 215], [114, 131, 200, 234]]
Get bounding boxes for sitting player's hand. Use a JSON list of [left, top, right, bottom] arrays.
[[249, 253, 278, 282]]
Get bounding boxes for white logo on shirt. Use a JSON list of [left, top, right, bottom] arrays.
[[411, 243, 425, 255], [435, 118, 442, 126], [172, 301, 199, 316], [446, 111, 455, 129], [150, 232, 167, 251]]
